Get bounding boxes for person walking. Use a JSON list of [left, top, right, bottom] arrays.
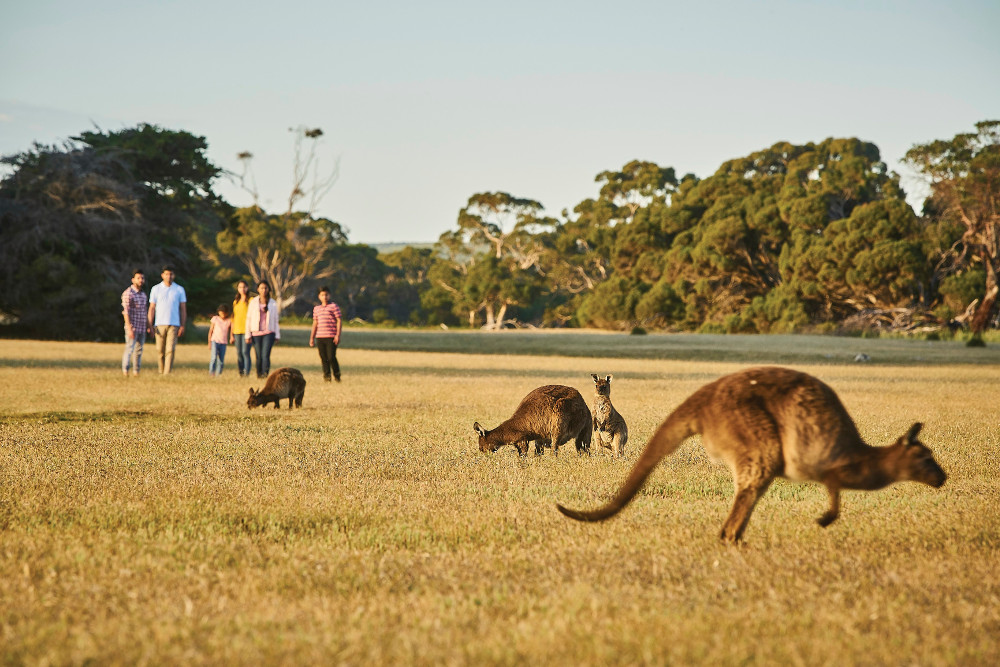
[[245, 280, 279, 379], [207, 304, 234, 376], [121, 269, 148, 376], [147, 265, 187, 375], [309, 286, 342, 382], [308, 286, 342, 382], [232, 280, 252, 377]]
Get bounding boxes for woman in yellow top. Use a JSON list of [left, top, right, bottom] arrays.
[[232, 280, 252, 377]]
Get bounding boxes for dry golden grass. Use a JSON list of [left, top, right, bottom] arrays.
[[1, 332, 999, 665]]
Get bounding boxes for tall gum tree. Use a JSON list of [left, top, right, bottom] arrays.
[[437, 192, 551, 329], [456, 191, 547, 264], [216, 208, 347, 312], [223, 126, 342, 312], [569, 161, 680, 328], [905, 120, 1000, 340]]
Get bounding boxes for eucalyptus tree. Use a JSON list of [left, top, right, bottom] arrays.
[[774, 138, 925, 326], [557, 161, 681, 328], [216, 207, 347, 312], [455, 191, 549, 265], [658, 138, 915, 330], [905, 120, 1000, 339], [434, 192, 552, 328], [595, 159, 678, 220], [221, 126, 345, 313]]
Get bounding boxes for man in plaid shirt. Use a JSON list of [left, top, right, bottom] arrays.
[[309, 286, 342, 382], [121, 269, 149, 376]]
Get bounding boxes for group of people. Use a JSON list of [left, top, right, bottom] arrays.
[[121, 265, 187, 376], [121, 266, 342, 382], [208, 278, 282, 379]]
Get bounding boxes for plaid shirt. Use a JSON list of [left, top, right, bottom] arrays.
[[122, 286, 148, 337]]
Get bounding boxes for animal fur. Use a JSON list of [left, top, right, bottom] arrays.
[[558, 366, 947, 542], [475, 384, 592, 457], [591, 374, 628, 457], [247, 367, 307, 409]]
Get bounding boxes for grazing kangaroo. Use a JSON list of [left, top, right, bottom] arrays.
[[592, 374, 629, 457], [247, 367, 306, 409], [475, 385, 592, 457], [558, 366, 947, 542]]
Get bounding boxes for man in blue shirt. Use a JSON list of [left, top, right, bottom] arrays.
[[147, 265, 187, 374]]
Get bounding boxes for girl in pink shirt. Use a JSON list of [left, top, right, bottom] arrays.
[[208, 304, 234, 376]]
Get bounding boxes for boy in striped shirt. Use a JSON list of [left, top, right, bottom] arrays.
[[309, 286, 342, 382]]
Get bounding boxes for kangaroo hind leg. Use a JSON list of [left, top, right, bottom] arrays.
[[612, 432, 624, 458], [720, 475, 773, 543], [715, 418, 782, 543]]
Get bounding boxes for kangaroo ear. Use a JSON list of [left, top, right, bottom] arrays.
[[473, 422, 485, 437], [248, 388, 255, 397], [591, 374, 599, 382], [905, 422, 923, 445], [606, 375, 612, 383]]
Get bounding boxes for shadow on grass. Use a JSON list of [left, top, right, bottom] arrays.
[[0, 358, 114, 370], [0, 410, 154, 424]]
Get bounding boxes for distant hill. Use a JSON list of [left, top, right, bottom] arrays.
[[369, 242, 436, 255]]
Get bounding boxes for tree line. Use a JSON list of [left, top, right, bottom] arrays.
[[1, 121, 997, 341]]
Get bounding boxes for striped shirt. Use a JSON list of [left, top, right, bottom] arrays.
[[122, 286, 148, 336], [312, 302, 342, 339]]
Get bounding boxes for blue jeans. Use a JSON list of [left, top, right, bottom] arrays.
[[251, 333, 275, 378], [234, 335, 252, 376], [122, 332, 145, 374], [209, 342, 227, 375]]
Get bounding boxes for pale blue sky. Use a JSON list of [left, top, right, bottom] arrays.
[[2, 0, 998, 243]]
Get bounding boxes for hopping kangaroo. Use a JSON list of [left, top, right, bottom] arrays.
[[247, 367, 306, 409], [558, 366, 947, 542], [592, 374, 628, 457], [475, 385, 592, 457]]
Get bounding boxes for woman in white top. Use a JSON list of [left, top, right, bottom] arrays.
[[245, 280, 281, 378]]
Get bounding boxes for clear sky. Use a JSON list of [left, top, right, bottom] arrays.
[[2, 0, 998, 244]]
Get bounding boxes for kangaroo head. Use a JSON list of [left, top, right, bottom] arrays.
[[473, 421, 497, 452], [892, 422, 947, 488], [247, 388, 259, 409], [592, 374, 612, 396]]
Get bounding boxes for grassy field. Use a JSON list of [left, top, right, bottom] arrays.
[[1, 330, 999, 665]]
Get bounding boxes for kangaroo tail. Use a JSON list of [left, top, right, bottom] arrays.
[[557, 405, 698, 522]]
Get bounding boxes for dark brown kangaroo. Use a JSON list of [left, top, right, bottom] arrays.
[[475, 385, 592, 457], [557, 366, 947, 542], [247, 367, 306, 409]]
